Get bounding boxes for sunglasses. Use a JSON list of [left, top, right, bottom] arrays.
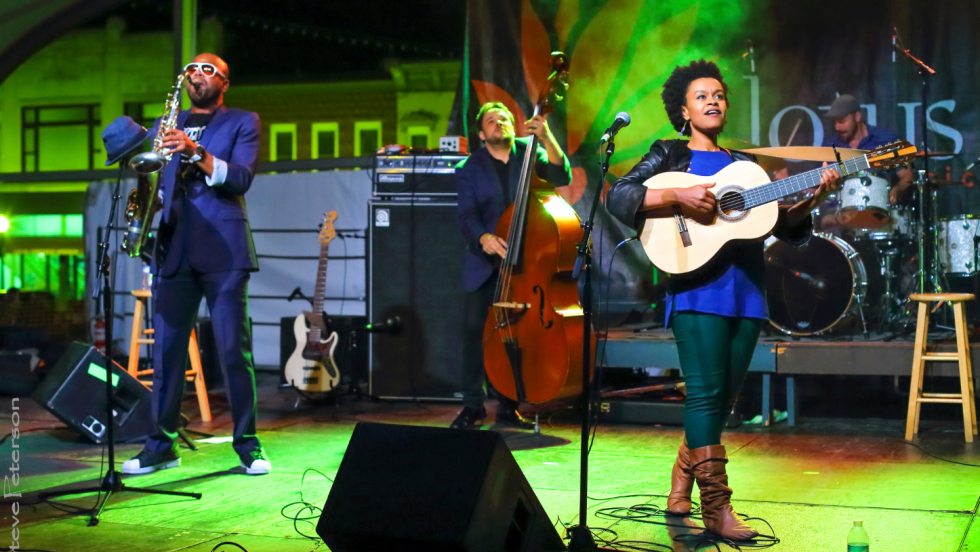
[[183, 62, 227, 79]]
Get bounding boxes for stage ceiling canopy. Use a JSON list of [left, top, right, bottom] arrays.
[[0, 0, 125, 86]]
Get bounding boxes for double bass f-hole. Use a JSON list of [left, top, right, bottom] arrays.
[[533, 285, 553, 329]]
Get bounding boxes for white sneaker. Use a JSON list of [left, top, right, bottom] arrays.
[[122, 449, 180, 475], [239, 449, 272, 475]]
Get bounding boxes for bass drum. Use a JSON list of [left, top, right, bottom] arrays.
[[765, 233, 867, 335]]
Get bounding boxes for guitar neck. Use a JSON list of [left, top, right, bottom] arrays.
[[310, 242, 329, 341], [741, 153, 869, 209]]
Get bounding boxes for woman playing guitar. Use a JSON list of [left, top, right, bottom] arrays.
[[607, 60, 840, 541]]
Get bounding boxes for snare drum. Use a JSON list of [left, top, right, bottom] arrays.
[[837, 171, 891, 229], [850, 205, 915, 243], [938, 216, 980, 276], [766, 233, 867, 335]]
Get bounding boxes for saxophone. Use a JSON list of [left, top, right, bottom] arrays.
[[122, 71, 188, 259]]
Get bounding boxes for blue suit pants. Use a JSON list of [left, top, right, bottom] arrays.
[[146, 251, 260, 457]]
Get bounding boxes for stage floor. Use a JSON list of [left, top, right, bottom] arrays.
[[11, 373, 980, 552]]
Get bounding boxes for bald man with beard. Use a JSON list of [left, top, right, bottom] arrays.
[[122, 53, 271, 476]]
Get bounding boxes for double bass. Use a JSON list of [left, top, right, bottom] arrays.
[[483, 52, 596, 404]]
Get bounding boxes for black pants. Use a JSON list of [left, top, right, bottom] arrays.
[[461, 276, 519, 411], [146, 251, 260, 457]]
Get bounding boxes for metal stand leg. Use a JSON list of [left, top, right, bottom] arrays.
[[786, 376, 798, 427], [762, 373, 773, 426]]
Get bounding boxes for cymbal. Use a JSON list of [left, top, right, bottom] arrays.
[[718, 137, 759, 150], [752, 155, 789, 174], [742, 146, 867, 162], [914, 150, 957, 157]]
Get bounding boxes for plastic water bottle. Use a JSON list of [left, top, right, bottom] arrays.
[[141, 265, 153, 290], [847, 520, 869, 551]]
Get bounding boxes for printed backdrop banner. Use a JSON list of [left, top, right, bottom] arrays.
[[451, 0, 980, 323]]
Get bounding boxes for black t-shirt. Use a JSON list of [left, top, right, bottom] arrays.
[[180, 112, 214, 179], [183, 112, 214, 144], [491, 156, 511, 204]]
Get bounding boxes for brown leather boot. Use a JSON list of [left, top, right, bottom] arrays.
[[689, 445, 758, 541], [667, 440, 693, 515]]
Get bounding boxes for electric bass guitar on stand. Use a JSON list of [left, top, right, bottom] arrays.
[[639, 141, 918, 274], [284, 211, 340, 393]]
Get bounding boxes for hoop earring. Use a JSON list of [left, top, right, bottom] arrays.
[[679, 119, 690, 137]]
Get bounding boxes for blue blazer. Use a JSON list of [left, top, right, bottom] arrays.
[[456, 137, 572, 292], [152, 105, 262, 277]]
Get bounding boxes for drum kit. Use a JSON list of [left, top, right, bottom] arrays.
[[765, 155, 979, 337]]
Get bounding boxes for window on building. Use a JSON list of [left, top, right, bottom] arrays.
[[354, 121, 382, 157], [270, 123, 297, 161], [407, 125, 431, 150], [312, 122, 339, 159], [123, 102, 166, 130], [22, 105, 102, 171], [0, 215, 85, 298]]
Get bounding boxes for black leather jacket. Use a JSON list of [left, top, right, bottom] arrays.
[[607, 139, 811, 244]]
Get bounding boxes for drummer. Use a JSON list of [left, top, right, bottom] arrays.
[[823, 94, 915, 204]]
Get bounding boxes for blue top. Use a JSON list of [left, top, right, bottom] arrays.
[[823, 124, 899, 150], [665, 150, 770, 326]]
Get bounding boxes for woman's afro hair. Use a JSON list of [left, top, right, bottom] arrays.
[[661, 60, 729, 136]]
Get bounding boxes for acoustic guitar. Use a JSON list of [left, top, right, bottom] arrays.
[[639, 141, 917, 274], [283, 211, 340, 392]]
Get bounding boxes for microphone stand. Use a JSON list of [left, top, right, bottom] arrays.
[[566, 137, 617, 551], [40, 157, 202, 526], [894, 40, 941, 296]]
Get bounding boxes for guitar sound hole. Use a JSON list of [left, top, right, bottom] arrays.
[[719, 191, 745, 215], [713, 186, 750, 223]]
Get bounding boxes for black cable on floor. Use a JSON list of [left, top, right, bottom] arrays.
[[210, 542, 249, 552], [898, 439, 980, 468], [571, 493, 780, 551], [0, 426, 67, 446], [278, 468, 334, 547]]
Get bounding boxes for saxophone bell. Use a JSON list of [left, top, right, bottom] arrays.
[[129, 150, 167, 175]]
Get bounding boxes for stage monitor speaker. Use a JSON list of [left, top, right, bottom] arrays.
[[31, 342, 154, 444], [368, 201, 465, 400], [316, 422, 565, 552]]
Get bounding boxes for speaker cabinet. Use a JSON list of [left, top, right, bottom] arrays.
[[31, 342, 154, 444], [368, 201, 465, 400], [316, 422, 565, 552]]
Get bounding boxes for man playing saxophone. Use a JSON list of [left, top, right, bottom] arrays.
[[122, 53, 270, 475]]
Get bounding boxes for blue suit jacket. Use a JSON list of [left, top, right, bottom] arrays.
[[456, 137, 572, 292], [152, 105, 262, 277]]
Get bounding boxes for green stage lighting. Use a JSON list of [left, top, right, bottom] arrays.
[[0, 215, 9, 233]]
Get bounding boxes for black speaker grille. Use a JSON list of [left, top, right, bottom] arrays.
[[368, 201, 466, 400]]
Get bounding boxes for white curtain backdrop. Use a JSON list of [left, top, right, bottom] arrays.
[[84, 170, 373, 368]]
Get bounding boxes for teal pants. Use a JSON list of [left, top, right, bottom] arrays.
[[672, 312, 764, 449]]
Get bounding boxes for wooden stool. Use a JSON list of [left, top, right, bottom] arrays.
[[128, 290, 211, 422], [906, 293, 977, 442]]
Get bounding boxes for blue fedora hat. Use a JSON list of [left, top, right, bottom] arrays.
[[102, 116, 149, 166]]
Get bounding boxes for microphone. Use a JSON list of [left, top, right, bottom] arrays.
[[366, 316, 401, 334], [598, 112, 631, 150], [965, 156, 980, 172]]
